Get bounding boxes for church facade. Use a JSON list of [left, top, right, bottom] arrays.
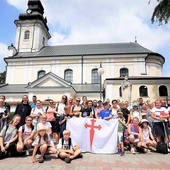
[[0, 0, 170, 103]]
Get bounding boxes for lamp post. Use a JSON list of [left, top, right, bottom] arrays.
[[98, 62, 104, 100]]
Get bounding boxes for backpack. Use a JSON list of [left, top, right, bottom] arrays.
[[62, 137, 72, 149], [22, 124, 34, 133], [156, 141, 168, 154]]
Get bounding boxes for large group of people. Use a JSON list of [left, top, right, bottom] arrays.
[[0, 94, 170, 163]]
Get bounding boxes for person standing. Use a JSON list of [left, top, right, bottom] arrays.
[[30, 95, 37, 109], [14, 95, 31, 127], [0, 99, 10, 131]]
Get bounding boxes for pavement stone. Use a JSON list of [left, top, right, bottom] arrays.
[[0, 152, 170, 170]]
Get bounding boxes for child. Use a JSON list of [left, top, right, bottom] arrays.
[[138, 119, 157, 152], [59, 106, 70, 138], [32, 124, 57, 163], [128, 117, 142, 154], [117, 110, 126, 156], [17, 116, 35, 156], [57, 129, 82, 163]]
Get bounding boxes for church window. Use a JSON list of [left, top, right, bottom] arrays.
[[119, 86, 122, 97], [159, 85, 168, 96], [92, 69, 100, 84], [38, 70, 46, 79], [42, 37, 45, 46], [120, 68, 129, 77], [64, 69, 73, 83], [24, 30, 30, 39], [139, 85, 148, 97]]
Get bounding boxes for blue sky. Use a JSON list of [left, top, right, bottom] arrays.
[[0, 0, 170, 76]]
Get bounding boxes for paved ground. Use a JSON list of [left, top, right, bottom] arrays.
[[0, 151, 170, 170]]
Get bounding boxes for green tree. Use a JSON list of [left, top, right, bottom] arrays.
[[151, 0, 170, 24], [0, 71, 6, 84]]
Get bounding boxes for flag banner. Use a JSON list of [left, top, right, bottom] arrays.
[[67, 118, 118, 154]]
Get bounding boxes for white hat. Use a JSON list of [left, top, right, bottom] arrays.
[[140, 119, 149, 124], [37, 124, 46, 131]]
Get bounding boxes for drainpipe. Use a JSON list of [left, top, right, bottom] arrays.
[[81, 55, 84, 84]]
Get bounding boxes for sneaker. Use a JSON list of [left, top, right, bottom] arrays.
[[38, 156, 44, 163], [64, 157, 71, 163], [25, 150, 30, 156], [77, 153, 83, 158], [131, 148, 136, 154], [120, 151, 125, 156]]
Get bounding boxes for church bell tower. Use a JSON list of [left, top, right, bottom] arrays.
[[14, 0, 51, 52]]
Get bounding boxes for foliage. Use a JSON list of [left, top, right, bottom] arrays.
[[151, 0, 170, 24], [0, 71, 6, 84]]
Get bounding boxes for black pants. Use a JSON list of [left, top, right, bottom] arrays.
[[0, 142, 17, 159]]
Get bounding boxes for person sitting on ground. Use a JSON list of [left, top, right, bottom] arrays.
[[0, 114, 21, 159], [117, 110, 126, 156], [32, 124, 57, 163], [57, 129, 83, 163], [99, 102, 112, 120], [17, 116, 35, 156], [138, 119, 157, 153], [128, 117, 142, 154]]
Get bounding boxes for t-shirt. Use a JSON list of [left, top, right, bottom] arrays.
[[151, 107, 168, 122], [131, 110, 141, 119], [0, 125, 18, 144], [111, 109, 118, 119], [142, 126, 151, 142], [46, 106, 56, 122], [81, 107, 92, 117], [18, 124, 35, 141], [118, 117, 125, 132], [99, 109, 112, 120], [31, 107, 44, 125], [32, 134, 52, 146], [56, 103, 65, 115], [121, 108, 130, 123], [37, 122, 52, 135], [57, 138, 76, 150]]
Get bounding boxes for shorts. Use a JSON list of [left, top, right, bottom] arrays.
[[117, 132, 123, 144], [37, 145, 51, 155]]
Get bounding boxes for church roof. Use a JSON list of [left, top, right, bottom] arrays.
[[0, 84, 27, 93], [11, 42, 159, 58]]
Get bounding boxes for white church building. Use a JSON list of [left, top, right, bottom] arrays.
[[0, 0, 170, 103]]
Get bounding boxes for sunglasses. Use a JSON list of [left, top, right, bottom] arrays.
[[62, 97, 66, 100], [76, 100, 80, 102], [26, 120, 32, 122]]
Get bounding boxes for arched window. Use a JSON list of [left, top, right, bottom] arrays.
[[64, 69, 73, 83], [24, 30, 30, 39], [159, 85, 168, 96], [139, 85, 148, 97], [119, 86, 122, 97], [37, 70, 46, 79], [91, 69, 100, 84], [120, 68, 129, 77]]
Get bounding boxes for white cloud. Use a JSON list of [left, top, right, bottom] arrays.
[[5, 0, 170, 76]]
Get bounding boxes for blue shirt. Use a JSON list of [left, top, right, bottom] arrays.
[[99, 109, 112, 120]]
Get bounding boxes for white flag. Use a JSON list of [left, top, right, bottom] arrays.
[[67, 118, 118, 154]]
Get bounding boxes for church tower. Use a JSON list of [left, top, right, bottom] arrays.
[[14, 0, 51, 52]]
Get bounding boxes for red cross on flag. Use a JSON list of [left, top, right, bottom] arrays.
[[67, 118, 118, 154]]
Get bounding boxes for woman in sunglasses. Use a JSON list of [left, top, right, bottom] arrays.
[[71, 97, 82, 118]]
